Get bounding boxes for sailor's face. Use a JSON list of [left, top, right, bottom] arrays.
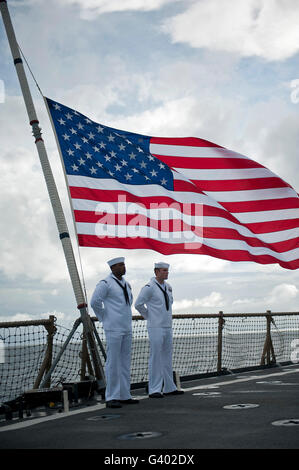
[[155, 268, 169, 282], [111, 262, 126, 277]]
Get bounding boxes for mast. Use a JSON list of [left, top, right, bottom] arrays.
[[0, 0, 105, 389]]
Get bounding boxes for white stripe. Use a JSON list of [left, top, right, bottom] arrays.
[[174, 167, 276, 181], [67, 174, 222, 209], [203, 187, 298, 202], [77, 222, 204, 244], [234, 208, 299, 224], [203, 217, 299, 244], [74, 200, 203, 224], [76, 221, 299, 260], [73, 198, 299, 226], [150, 143, 249, 159]]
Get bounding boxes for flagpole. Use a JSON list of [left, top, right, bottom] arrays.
[[0, 0, 105, 389]]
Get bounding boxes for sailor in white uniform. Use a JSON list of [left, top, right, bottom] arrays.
[[135, 262, 184, 398], [90, 257, 138, 408]]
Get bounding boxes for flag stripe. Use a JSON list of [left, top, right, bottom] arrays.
[[72, 198, 299, 242], [74, 210, 298, 253], [150, 137, 221, 147], [153, 155, 264, 169], [75, 220, 299, 257], [68, 174, 220, 208], [186, 177, 291, 192], [76, 234, 299, 269], [74, 208, 298, 244], [150, 143, 249, 159], [69, 184, 299, 226], [216, 197, 299, 213], [173, 167, 280, 181]]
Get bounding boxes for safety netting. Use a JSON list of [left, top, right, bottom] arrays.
[[1, 313, 298, 404]]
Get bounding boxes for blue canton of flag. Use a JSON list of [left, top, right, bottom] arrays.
[[46, 97, 173, 190]]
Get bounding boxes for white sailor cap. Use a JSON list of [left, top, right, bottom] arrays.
[[107, 257, 125, 267], [154, 262, 170, 269]]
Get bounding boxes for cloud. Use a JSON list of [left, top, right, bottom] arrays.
[[59, 0, 181, 19], [162, 0, 299, 61], [266, 283, 299, 305], [173, 291, 224, 311], [230, 283, 299, 313]]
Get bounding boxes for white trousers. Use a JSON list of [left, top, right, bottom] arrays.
[[147, 327, 177, 395], [104, 331, 132, 402]]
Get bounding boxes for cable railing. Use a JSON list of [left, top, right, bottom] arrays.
[[1, 311, 298, 404]]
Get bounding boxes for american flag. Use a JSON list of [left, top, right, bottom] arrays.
[[46, 97, 299, 270]]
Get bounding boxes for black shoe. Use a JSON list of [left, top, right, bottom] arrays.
[[119, 399, 139, 404], [106, 400, 122, 408], [164, 390, 185, 395], [149, 393, 164, 398]]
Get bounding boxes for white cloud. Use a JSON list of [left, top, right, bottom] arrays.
[[173, 291, 224, 311], [162, 0, 299, 61], [266, 283, 299, 305], [230, 283, 299, 313]]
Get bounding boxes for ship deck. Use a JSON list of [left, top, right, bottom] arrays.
[[1, 363, 299, 452]]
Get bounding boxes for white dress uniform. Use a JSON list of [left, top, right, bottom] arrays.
[[90, 263, 133, 402], [135, 275, 177, 395]]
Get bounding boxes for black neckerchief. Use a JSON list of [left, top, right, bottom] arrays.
[[155, 281, 170, 311], [113, 277, 130, 305]]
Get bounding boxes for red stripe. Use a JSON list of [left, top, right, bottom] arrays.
[[219, 197, 299, 213], [173, 178, 205, 193], [201, 227, 298, 253], [202, 205, 299, 233], [187, 177, 291, 192], [173, 178, 291, 194], [77, 235, 299, 270], [75, 211, 203, 235], [70, 186, 204, 215], [150, 137, 222, 147], [70, 186, 189, 205], [246, 218, 299, 234], [153, 155, 264, 169]]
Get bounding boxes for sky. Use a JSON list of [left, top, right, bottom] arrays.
[[0, 0, 299, 328]]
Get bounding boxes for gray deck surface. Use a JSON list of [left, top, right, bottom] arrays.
[[1, 363, 299, 453]]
